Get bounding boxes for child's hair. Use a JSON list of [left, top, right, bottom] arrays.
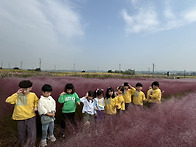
[[124, 82, 129, 87], [94, 89, 104, 98], [117, 86, 124, 93], [64, 83, 75, 94], [136, 83, 143, 87], [19, 80, 33, 88], [42, 84, 52, 92], [88, 91, 94, 98], [87, 91, 94, 102], [152, 81, 159, 87], [106, 87, 115, 99]]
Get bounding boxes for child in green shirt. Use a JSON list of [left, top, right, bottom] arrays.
[[58, 83, 80, 137]]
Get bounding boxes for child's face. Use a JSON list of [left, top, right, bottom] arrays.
[[88, 96, 93, 100], [108, 91, 114, 97], [117, 89, 123, 95], [42, 91, 51, 97], [124, 86, 129, 91], [136, 86, 142, 91], [20, 87, 32, 95], [67, 89, 72, 94], [152, 85, 158, 90], [98, 94, 103, 99]]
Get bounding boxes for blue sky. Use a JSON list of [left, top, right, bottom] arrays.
[[1, 0, 196, 72]]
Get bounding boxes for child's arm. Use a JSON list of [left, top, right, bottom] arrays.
[[150, 90, 161, 101], [75, 93, 81, 105], [46, 112, 55, 117], [34, 94, 39, 111], [115, 96, 120, 108], [58, 93, 65, 104], [128, 84, 135, 90], [142, 93, 147, 102], [94, 99, 98, 112], [80, 97, 86, 104], [5, 92, 19, 104], [51, 97, 56, 113]]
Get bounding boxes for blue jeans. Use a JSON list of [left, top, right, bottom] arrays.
[[42, 121, 54, 140]]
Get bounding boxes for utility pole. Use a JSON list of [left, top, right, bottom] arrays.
[[39, 58, 41, 70], [73, 64, 75, 72], [20, 61, 22, 69], [153, 63, 155, 74]]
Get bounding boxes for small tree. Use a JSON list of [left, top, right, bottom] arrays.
[[108, 69, 113, 73], [35, 68, 41, 71], [123, 69, 135, 75], [13, 67, 20, 70]]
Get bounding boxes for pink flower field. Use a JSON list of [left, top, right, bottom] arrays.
[[1, 76, 196, 146]]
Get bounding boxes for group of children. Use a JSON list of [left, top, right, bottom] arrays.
[[5, 80, 162, 147]]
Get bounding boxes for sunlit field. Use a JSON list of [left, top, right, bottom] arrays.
[[1, 73, 196, 146]]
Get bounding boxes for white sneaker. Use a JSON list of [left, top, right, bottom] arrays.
[[40, 139, 47, 147], [48, 135, 56, 142]]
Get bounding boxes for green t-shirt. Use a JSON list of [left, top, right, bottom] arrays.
[[58, 92, 80, 113]]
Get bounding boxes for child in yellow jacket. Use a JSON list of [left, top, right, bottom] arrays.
[[5, 80, 39, 147], [147, 81, 162, 108], [132, 83, 146, 106], [123, 82, 135, 110], [115, 86, 125, 115], [105, 87, 117, 115]]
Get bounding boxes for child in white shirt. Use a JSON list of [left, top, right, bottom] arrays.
[[80, 91, 95, 126], [38, 84, 56, 147]]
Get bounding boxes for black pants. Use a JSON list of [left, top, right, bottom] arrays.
[[61, 113, 78, 134], [125, 103, 130, 110]]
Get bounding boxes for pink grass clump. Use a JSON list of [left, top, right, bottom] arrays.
[[56, 92, 196, 147]]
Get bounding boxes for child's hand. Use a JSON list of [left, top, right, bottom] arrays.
[[17, 88, 23, 94], [52, 111, 55, 117], [85, 92, 88, 98], [77, 102, 80, 105], [60, 92, 66, 95], [34, 107, 38, 111], [94, 107, 97, 111]]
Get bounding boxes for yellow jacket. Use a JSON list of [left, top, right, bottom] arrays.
[[132, 90, 146, 105], [147, 88, 161, 103], [104, 97, 117, 115], [115, 95, 125, 110], [123, 87, 135, 103], [6, 92, 39, 120]]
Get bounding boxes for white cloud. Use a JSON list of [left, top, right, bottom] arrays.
[[121, 7, 159, 34], [122, 1, 196, 34], [0, 0, 84, 43], [0, 0, 84, 69], [40, 1, 84, 38], [183, 10, 196, 23]]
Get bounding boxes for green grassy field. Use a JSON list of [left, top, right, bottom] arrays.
[[0, 69, 187, 79]]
